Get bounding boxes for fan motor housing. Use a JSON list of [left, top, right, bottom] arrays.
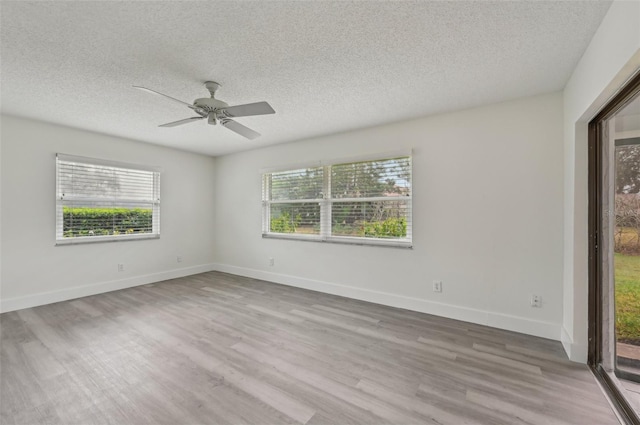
[[193, 97, 229, 112]]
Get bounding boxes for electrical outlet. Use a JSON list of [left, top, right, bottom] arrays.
[[269, 257, 275, 267], [118, 264, 124, 272], [177, 256, 183, 263], [531, 294, 542, 308], [433, 280, 442, 293]]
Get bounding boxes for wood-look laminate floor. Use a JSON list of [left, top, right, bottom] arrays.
[[1, 271, 618, 425]]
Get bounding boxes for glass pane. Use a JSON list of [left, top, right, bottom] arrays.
[[63, 202, 153, 238], [331, 157, 410, 199], [269, 203, 320, 235], [269, 167, 323, 201], [331, 200, 409, 238], [611, 92, 640, 378]]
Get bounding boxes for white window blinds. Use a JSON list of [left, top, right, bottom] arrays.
[[56, 154, 161, 244], [262, 167, 324, 236], [262, 155, 412, 247]]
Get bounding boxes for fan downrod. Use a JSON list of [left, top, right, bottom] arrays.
[[204, 81, 221, 98]]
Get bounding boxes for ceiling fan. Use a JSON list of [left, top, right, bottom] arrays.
[[133, 81, 275, 140]]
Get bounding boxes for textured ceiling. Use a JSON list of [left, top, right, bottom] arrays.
[[1, 1, 612, 156]]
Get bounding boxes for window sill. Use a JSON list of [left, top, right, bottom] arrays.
[[262, 233, 412, 249], [56, 233, 160, 246]]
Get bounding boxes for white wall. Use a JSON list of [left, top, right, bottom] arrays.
[[214, 92, 564, 340], [0, 115, 217, 312], [562, 0, 640, 362]]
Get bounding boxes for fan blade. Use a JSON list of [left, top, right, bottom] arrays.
[[133, 86, 195, 109], [220, 119, 261, 140], [159, 117, 204, 127], [219, 101, 275, 118]]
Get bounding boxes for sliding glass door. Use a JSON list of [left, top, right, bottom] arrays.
[[589, 72, 640, 424], [614, 136, 640, 381]]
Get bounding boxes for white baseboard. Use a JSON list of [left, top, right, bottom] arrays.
[[213, 263, 561, 341], [0, 263, 216, 313], [561, 326, 588, 363], [2, 263, 565, 346]]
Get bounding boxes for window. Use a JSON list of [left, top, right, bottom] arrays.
[[56, 154, 161, 244], [262, 154, 412, 247]]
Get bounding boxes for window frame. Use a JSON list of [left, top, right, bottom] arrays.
[[262, 152, 412, 248], [55, 153, 161, 245]]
